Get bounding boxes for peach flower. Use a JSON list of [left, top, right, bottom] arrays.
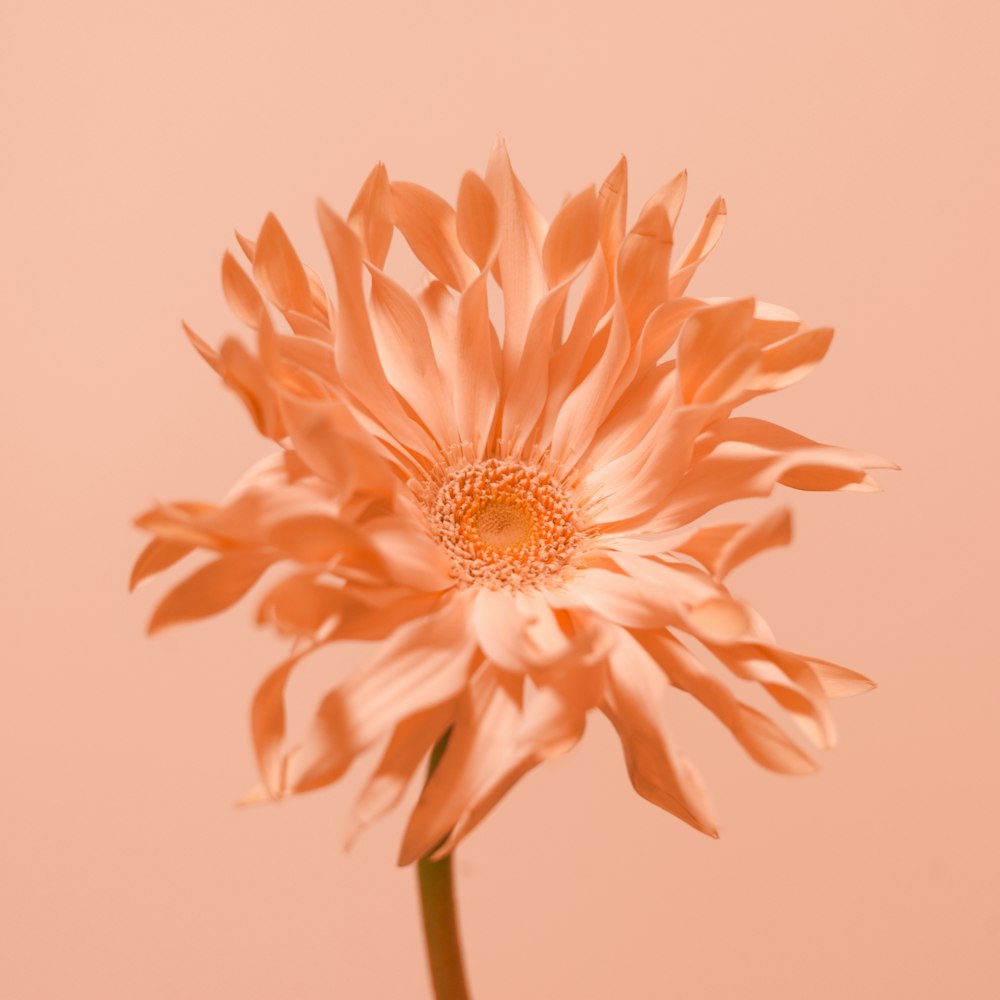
[[133, 142, 891, 864]]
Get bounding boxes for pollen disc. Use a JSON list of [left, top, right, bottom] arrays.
[[426, 458, 585, 589]]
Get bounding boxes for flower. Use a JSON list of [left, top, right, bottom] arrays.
[[133, 142, 891, 864]]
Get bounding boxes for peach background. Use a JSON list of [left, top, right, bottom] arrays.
[[3, 1, 998, 997]]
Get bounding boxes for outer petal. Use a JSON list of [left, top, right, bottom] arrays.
[[253, 213, 313, 315], [346, 699, 457, 847], [147, 551, 276, 633], [635, 631, 817, 774], [348, 162, 393, 268], [287, 593, 476, 793], [601, 629, 718, 835], [399, 665, 523, 864], [673, 506, 793, 580], [389, 181, 478, 290]]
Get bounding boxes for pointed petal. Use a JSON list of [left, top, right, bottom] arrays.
[[602, 630, 718, 835], [542, 185, 598, 288], [636, 631, 817, 774], [669, 196, 727, 296], [348, 162, 393, 268], [366, 264, 457, 445], [288, 594, 476, 793], [253, 213, 313, 314], [222, 252, 266, 327], [147, 551, 275, 633], [129, 536, 194, 590], [389, 181, 478, 290], [456, 171, 499, 271], [346, 700, 456, 847], [674, 507, 793, 580], [485, 140, 547, 381]]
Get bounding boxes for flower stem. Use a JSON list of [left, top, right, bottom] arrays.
[[417, 732, 472, 1000]]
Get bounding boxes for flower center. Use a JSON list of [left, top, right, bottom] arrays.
[[425, 458, 585, 589]]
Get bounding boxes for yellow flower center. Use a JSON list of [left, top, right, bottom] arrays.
[[426, 458, 585, 589]]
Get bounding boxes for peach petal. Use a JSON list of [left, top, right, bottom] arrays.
[[602, 630, 718, 835], [348, 162, 393, 268], [389, 180, 478, 290], [147, 551, 275, 634], [456, 171, 499, 272], [668, 195, 727, 297], [399, 666, 522, 864], [129, 536, 194, 591], [636, 632, 817, 774], [750, 326, 834, 394], [804, 657, 877, 698], [452, 272, 501, 450], [256, 573, 346, 636], [678, 298, 758, 404], [346, 700, 457, 849], [253, 213, 313, 315], [289, 594, 476, 794], [221, 251, 266, 328], [542, 185, 599, 289], [550, 305, 631, 462], [219, 336, 283, 438], [674, 507, 793, 580], [486, 140, 547, 382], [430, 668, 597, 859], [182, 321, 223, 375], [365, 264, 457, 445], [316, 200, 436, 458], [250, 646, 313, 796]]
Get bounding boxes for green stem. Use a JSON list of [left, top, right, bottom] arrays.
[[417, 732, 472, 1000]]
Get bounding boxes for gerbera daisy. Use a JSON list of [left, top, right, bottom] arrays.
[[133, 141, 890, 869]]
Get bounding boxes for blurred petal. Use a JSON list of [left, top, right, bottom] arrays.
[[147, 551, 275, 633]]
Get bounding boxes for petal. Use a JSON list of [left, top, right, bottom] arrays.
[[389, 181, 478, 290], [399, 665, 523, 864], [182, 321, 223, 375], [805, 656, 877, 698], [451, 272, 501, 450], [256, 573, 347, 636], [673, 507, 793, 580], [316, 200, 436, 457], [677, 298, 759, 404], [429, 664, 598, 859], [288, 594, 476, 793], [249, 646, 313, 796], [485, 140, 547, 382], [222, 251, 265, 327], [542, 185, 598, 288], [636, 632, 816, 774], [348, 162, 393, 268], [602, 629, 718, 835], [366, 264, 457, 446], [668, 196, 727, 296], [456, 171, 499, 271], [147, 551, 275, 633], [750, 326, 834, 394], [346, 700, 456, 848], [129, 536, 194, 590], [253, 213, 313, 314]]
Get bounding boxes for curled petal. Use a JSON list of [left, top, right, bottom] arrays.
[[602, 630, 718, 835], [147, 551, 275, 634], [389, 181, 478, 290]]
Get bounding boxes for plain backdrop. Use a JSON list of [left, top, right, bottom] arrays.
[[2, 1, 998, 997]]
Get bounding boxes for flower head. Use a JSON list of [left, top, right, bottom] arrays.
[[133, 143, 891, 863]]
